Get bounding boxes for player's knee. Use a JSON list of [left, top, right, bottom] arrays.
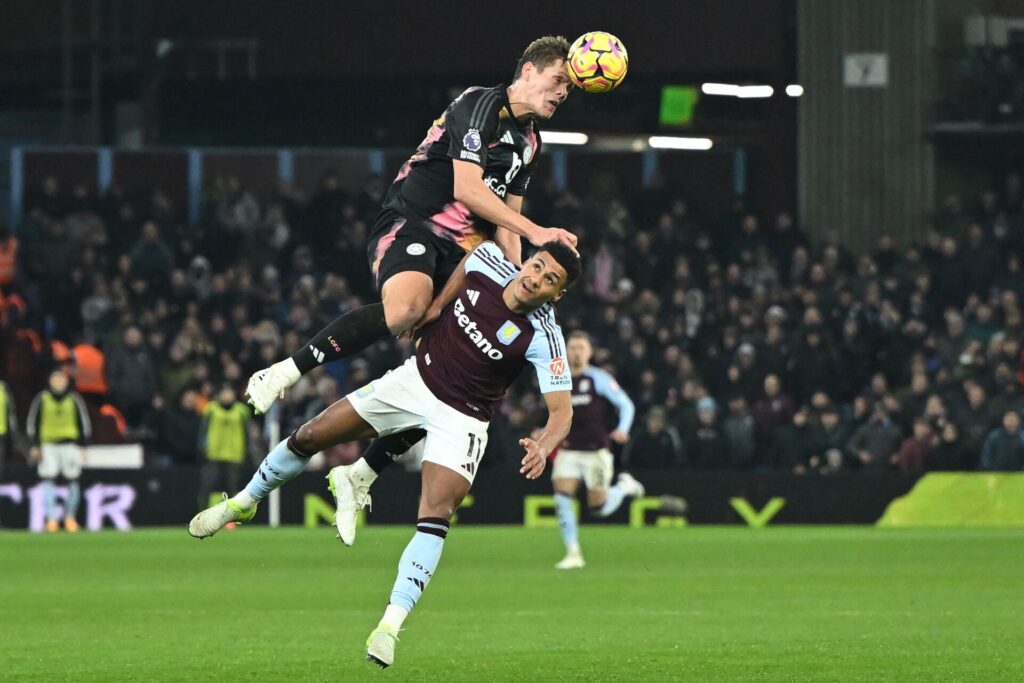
[[293, 421, 323, 455], [420, 492, 464, 520], [381, 275, 432, 334], [382, 299, 426, 334]]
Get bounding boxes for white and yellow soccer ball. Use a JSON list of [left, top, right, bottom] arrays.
[[566, 31, 629, 93]]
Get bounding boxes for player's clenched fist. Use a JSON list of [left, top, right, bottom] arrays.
[[518, 437, 548, 479]]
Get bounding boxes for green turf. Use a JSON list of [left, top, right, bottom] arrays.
[[1, 526, 1022, 681]]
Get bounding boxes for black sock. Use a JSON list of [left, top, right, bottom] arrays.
[[290, 303, 388, 374], [363, 428, 427, 474]]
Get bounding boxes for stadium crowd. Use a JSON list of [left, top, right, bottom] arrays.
[[3, 167, 1024, 474]]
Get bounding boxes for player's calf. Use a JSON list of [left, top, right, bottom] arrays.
[[368, 515, 452, 668]]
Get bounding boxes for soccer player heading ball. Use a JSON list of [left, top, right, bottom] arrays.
[[191, 241, 581, 669], [245, 36, 578, 414]]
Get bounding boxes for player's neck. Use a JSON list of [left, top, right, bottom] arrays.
[[506, 85, 534, 122], [501, 282, 539, 315], [571, 363, 586, 375]]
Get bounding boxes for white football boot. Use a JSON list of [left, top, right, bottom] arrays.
[[327, 465, 371, 546], [245, 358, 301, 414], [188, 494, 257, 539], [366, 625, 400, 668], [555, 550, 586, 570], [616, 471, 646, 498]]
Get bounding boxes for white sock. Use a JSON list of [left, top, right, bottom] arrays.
[[351, 458, 378, 487], [380, 603, 409, 631], [231, 490, 257, 509]]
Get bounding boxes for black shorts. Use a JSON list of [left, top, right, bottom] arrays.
[[366, 208, 468, 296]]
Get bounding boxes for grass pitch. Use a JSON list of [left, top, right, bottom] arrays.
[[2, 526, 1022, 681]]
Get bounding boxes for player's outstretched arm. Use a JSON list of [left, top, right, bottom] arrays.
[[519, 390, 572, 479], [452, 160, 577, 252]]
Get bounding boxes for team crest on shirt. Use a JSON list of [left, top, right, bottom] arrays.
[[579, 378, 591, 393], [463, 128, 482, 152], [522, 144, 534, 164], [497, 321, 521, 345]]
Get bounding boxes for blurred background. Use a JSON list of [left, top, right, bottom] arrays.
[[2, 0, 1024, 529]]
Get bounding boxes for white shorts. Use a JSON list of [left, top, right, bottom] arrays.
[[38, 443, 83, 479], [552, 448, 614, 491], [347, 358, 489, 484]]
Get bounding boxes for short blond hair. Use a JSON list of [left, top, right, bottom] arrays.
[[513, 36, 570, 80]]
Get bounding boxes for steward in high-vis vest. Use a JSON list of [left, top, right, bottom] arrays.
[[0, 379, 17, 483], [197, 383, 250, 511], [27, 369, 91, 532]]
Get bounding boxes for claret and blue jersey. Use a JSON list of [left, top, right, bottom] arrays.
[[563, 365, 635, 451], [416, 242, 570, 420]]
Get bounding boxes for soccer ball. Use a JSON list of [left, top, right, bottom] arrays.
[[566, 31, 629, 93]]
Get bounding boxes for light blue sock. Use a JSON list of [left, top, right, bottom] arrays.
[[596, 484, 628, 517], [389, 519, 449, 613], [554, 492, 578, 548], [66, 480, 81, 518], [42, 480, 57, 522], [243, 439, 310, 502]]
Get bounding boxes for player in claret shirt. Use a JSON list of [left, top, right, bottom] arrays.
[[550, 331, 643, 569], [189, 240, 579, 669]]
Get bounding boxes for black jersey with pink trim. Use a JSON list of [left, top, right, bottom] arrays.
[[383, 85, 541, 251], [416, 242, 570, 421]]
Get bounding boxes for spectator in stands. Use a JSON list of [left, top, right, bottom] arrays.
[[196, 383, 250, 511], [979, 410, 1024, 471], [753, 373, 794, 447], [802, 404, 848, 474], [149, 388, 202, 466], [788, 321, 840, 403], [721, 394, 756, 468], [624, 406, 682, 469], [107, 326, 158, 428], [895, 418, 937, 474], [930, 420, 964, 471], [846, 402, 902, 471], [770, 408, 810, 473], [957, 381, 993, 469], [129, 220, 174, 292], [684, 397, 724, 469]]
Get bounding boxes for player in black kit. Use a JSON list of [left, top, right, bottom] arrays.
[[246, 36, 578, 414]]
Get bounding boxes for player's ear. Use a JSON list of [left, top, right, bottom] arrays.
[[552, 289, 566, 303]]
